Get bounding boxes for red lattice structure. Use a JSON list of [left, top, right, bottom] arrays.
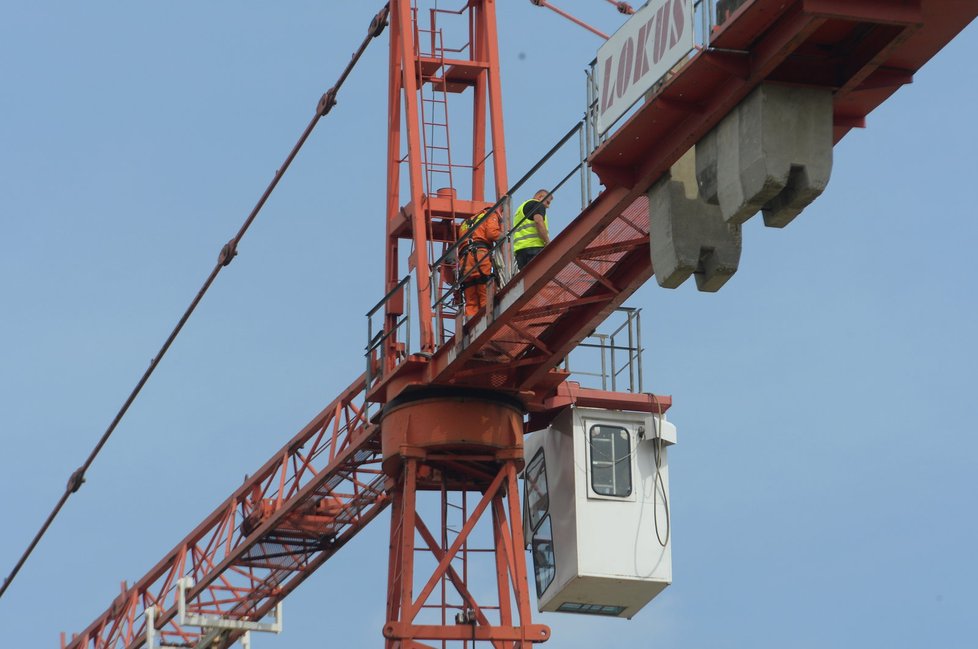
[[62, 375, 385, 649], [62, 1, 975, 647]]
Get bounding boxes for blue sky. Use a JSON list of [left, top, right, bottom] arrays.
[[1, 3, 976, 648]]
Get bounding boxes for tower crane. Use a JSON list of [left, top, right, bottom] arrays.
[[1, 1, 974, 648]]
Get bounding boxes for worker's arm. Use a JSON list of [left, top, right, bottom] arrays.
[[533, 213, 550, 244], [487, 212, 503, 241]]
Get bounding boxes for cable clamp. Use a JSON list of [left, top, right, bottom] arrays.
[[455, 608, 476, 625], [318, 87, 338, 116], [369, 6, 390, 39], [67, 467, 86, 493], [219, 239, 238, 267]]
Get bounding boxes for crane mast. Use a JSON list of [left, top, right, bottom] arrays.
[[384, 0, 509, 358], [378, 2, 545, 646]]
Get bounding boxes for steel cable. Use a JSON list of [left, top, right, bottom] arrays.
[[650, 393, 671, 548], [0, 3, 390, 603]]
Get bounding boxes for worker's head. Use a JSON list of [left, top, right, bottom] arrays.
[[534, 189, 553, 207]]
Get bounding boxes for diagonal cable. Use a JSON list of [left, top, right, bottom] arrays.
[[0, 3, 390, 603]]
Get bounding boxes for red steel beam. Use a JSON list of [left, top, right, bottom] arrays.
[[803, 0, 923, 25], [64, 375, 387, 649], [530, 0, 611, 39], [383, 461, 548, 647], [423, 0, 975, 393]]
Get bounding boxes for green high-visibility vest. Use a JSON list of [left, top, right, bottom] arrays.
[[512, 200, 548, 252], [459, 210, 484, 238]]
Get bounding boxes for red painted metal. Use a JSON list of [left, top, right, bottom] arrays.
[[417, 0, 976, 397], [378, 2, 549, 647], [63, 374, 386, 649], [63, 1, 975, 647], [385, 0, 510, 359], [383, 458, 549, 647], [377, 364, 547, 644], [422, 185, 648, 393], [530, 1, 611, 39]]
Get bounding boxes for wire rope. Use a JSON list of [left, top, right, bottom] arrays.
[[0, 3, 390, 603], [650, 393, 671, 547]]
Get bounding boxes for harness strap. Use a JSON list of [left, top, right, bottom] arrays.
[[458, 243, 496, 288], [460, 240, 492, 256], [460, 274, 494, 288]]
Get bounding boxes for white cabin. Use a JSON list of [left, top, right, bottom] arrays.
[[523, 406, 676, 618]]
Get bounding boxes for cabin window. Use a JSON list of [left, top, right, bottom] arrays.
[[525, 449, 549, 532], [524, 448, 556, 597], [556, 602, 626, 616], [532, 515, 556, 598], [589, 425, 632, 497]]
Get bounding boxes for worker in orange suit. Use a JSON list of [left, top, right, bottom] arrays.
[[458, 207, 502, 318]]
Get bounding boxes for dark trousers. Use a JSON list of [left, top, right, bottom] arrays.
[[515, 246, 544, 271]]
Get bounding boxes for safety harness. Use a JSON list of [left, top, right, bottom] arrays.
[[458, 211, 497, 289]]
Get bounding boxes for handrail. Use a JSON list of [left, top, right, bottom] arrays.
[[365, 274, 412, 404], [365, 17, 592, 382], [373, 74, 639, 374], [367, 273, 412, 319], [429, 120, 584, 284], [609, 307, 643, 393], [563, 308, 645, 393], [441, 156, 586, 313]]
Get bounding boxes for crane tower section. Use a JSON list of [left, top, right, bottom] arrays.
[[377, 2, 547, 647], [383, 0, 508, 362]]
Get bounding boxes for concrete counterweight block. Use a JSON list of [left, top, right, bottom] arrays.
[[647, 171, 742, 293], [696, 83, 833, 228]]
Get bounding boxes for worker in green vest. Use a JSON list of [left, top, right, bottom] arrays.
[[512, 189, 553, 271]]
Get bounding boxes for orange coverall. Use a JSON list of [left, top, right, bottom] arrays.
[[459, 210, 502, 318]]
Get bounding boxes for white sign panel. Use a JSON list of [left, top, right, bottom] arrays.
[[595, 0, 695, 134]]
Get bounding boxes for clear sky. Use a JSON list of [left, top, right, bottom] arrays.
[[1, 3, 976, 648]]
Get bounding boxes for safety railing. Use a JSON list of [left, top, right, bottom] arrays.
[[428, 116, 596, 351], [563, 307, 645, 393], [585, 0, 728, 150], [365, 274, 411, 411], [366, 96, 625, 375], [370, 0, 732, 379], [363, 124, 599, 388], [355, 2, 762, 397]]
